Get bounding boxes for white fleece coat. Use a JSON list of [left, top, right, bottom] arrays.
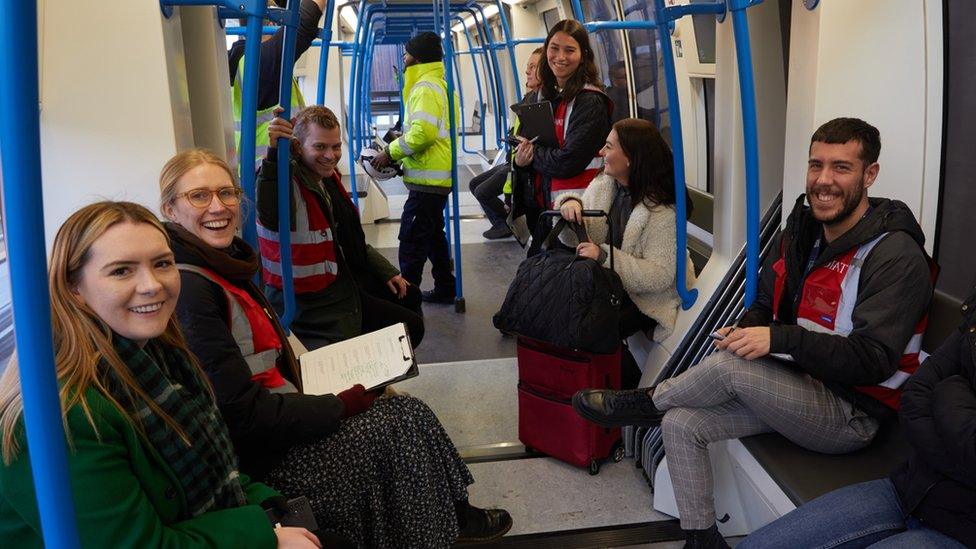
[[559, 173, 696, 342]]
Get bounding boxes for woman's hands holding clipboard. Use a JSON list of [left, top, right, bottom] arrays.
[[513, 135, 537, 167]]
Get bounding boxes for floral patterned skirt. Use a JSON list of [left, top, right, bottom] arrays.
[[265, 395, 474, 548]]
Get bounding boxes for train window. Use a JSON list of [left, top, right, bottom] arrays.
[[622, 0, 668, 138], [0, 172, 13, 375], [541, 8, 561, 34], [690, 0, 717, 64], [580, 0, 627, 123]]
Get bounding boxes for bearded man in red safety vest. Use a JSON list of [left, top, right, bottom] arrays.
[[573, 117, 935, 548]]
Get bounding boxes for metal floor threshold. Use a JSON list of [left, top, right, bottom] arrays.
[[461, 520, 685, 548]]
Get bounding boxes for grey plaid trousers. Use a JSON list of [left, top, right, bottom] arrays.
[[654, 351, 880, 529]]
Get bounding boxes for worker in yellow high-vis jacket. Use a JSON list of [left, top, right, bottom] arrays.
[[229, 0, 325, 172], [372, 32, 457, 304]]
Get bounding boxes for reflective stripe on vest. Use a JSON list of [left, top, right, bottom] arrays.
[[232, 56, 305, 173], [177, 264, 296, 394], [256, 176, 340, 294], [546, 84, 610, 203], [771, 232, 928, 410]]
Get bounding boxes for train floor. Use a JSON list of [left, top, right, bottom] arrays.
[[364, 187, 742, 548]]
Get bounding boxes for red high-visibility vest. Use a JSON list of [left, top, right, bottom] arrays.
[[771, 233, 932, 410], [178, 264, 294, 392]]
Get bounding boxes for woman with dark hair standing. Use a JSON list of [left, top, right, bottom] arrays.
[[558, 119, 696, 387], [511, 19, 613, 255]]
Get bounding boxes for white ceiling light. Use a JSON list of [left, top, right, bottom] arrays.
[[450, 4, 499, 34]]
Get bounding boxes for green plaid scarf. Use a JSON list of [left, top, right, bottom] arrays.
[[105, 334, 247, 518]]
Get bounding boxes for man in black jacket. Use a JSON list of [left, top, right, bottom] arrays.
[[739, 290, 976, 548], [574, 118, 934, 548]]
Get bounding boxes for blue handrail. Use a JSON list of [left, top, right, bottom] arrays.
[[493, 0, 523, 100], [273, 0, 302, 331], [569, 0, 748, 310], [0, 3, 81, 547], [728, 0, 763, 307], [441, 0, 465, 311]]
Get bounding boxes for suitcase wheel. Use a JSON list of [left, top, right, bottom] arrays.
[[589, 459, 600, 475], [612, 443, 625, 463]]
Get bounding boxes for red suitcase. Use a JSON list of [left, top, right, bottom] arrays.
[[516, 337, 624, 474]]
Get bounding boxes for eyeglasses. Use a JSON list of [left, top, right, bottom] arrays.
[[175, 187, 243, 209]]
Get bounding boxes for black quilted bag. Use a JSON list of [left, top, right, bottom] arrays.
[[493, 213, 623, 353]]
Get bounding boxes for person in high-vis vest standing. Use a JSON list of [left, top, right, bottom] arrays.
[[228, 0, 325, 172], [371, 32, 457, 304], [573, 118, 936, 549]]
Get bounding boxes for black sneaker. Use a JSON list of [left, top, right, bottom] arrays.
[[683, 524, 731, 549], [421, 289, 456, 304], [572, 388, 665, 427], [456, 506, 513, 543], [482, 223, 512, 240]]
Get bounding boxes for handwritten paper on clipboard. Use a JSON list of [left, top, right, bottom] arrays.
[[299, 323, 418, 396]]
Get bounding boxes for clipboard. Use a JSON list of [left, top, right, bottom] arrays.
[[299, 323, 419, 395], [510, 101, 558, 148]]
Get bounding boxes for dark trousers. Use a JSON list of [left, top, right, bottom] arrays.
[[398, 190, 456, 294], [619, 294, 657, 389], [469, 164, 510, 226], [359, 283, 425, 349]]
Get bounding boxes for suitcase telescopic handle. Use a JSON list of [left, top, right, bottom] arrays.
[[540, 209, 614, 270]]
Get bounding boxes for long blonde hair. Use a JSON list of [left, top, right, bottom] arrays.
[[0, 201, 203, 464]]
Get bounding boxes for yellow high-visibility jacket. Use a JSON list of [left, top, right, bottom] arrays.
[[388, 61, 457, 194], [232, 55, 305, 173]]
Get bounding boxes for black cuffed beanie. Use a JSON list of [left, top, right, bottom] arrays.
[[405, 31, 443, 63]]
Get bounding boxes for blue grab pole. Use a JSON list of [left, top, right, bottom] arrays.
[[344, 0, 370, 209], [464, 6, 507, 148], [728, 0, 763, 307], [442, 0, 465, 309], [239, 11, 265, 249], [316, 0, 336, 105], [274, 0, 302, 331], [0, 1, 81, 547]]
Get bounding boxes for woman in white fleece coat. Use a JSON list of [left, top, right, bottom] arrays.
[[558, 119, 696, 385]]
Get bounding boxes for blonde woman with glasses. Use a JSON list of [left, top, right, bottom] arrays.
[[160, 149, 512, 547]]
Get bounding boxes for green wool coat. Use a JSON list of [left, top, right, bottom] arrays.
[[0, 388, 278, 548]]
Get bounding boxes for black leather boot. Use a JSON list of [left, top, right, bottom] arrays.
[[683, 524, 731, 549]]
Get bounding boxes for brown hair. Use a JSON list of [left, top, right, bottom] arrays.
[[294, 105, 341, 143], [0, 201, 206, 463], [612, 118, 691, 217], [810, 117, 881, 166], [539, 19, 603, 102]]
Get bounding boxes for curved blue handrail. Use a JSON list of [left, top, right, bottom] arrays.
[[493, 0, 523, 100], [0, 1, 81, 546], [440, 0, 465, 307]]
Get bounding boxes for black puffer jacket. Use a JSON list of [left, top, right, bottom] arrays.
[[893, 289, 976, 547], [167, 224, 346, 479], [739, 194, 933, 419]]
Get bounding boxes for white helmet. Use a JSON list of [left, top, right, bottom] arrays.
[[359, 148, 400, 181]]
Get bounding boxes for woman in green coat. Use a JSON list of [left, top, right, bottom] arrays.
[[0, 201, 320, 548]]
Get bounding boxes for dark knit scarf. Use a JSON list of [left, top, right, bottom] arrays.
[[105, 334, 247, 518], [164, 222, 259, 283]]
